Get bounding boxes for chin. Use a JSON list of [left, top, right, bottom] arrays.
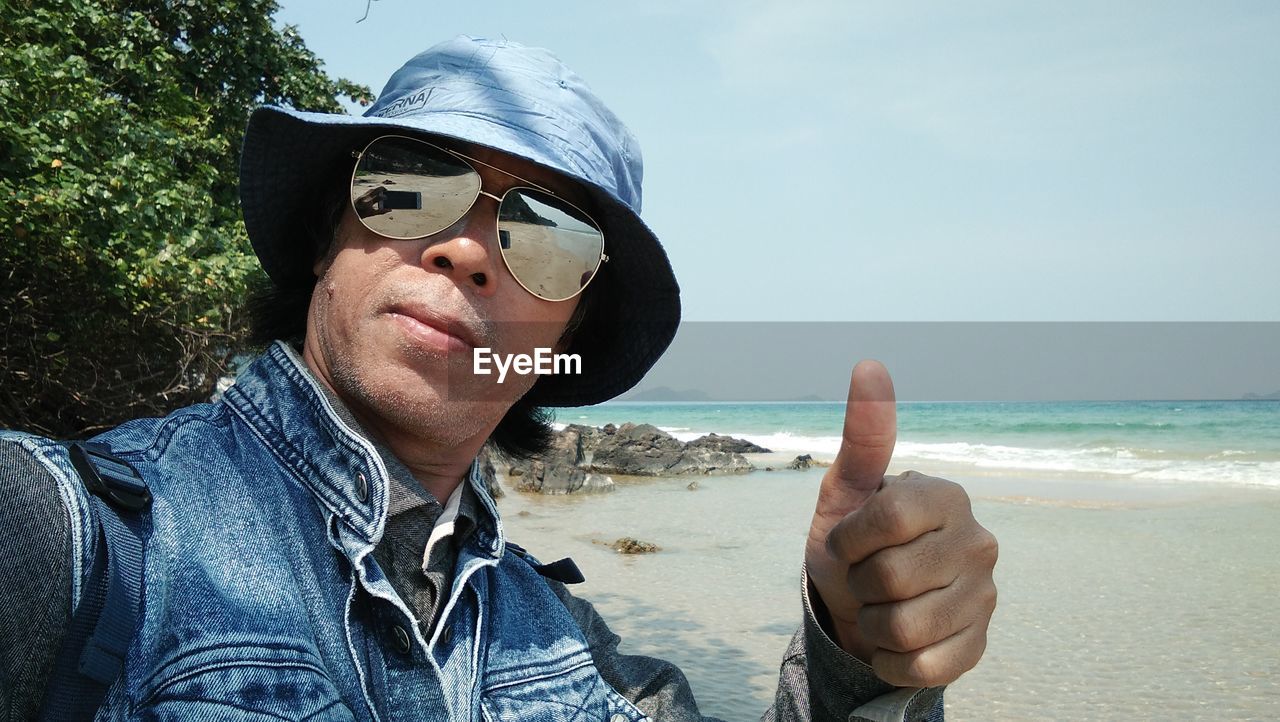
[[362, 369, 520, 444], [325, 320, 532, 445]]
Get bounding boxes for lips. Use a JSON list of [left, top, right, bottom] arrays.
[[386, 303, 483, 352]]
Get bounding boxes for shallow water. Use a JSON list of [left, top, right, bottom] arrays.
[[557, 400, 1280, 488], [498, 469, 1280, 721]]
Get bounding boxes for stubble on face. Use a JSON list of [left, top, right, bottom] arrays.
[[303, 210, 576, 454], [308, 266, 523, 450]]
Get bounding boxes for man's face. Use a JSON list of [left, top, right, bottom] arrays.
[[303, 141, 589, 446]]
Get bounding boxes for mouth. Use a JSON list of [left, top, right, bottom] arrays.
[[386, 304, 482, 355]]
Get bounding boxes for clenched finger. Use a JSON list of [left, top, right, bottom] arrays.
[[825, 472, 955, 564], [856, 576, 996, 654], [870, 619, 991, 688], [845, 529, 956, 605]]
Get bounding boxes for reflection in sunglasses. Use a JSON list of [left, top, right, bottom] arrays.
[[350, 135, 607, 301]]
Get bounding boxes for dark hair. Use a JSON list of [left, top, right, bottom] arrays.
[[246, 169, 596, 461]]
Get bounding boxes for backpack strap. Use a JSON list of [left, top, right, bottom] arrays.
[[39, 442, 151, 721], [505, 540, 586, 585]]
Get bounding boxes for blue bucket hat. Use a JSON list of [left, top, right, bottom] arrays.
[[239, 36, 680, 407]]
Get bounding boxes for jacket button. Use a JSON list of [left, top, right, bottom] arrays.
[[610, 714, 629, 722], [391, 624, 411, 655], [355, 472, 369, 502], [439, 625, 453, 645]]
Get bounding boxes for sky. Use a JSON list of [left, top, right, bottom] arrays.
[[625, 322, 1280, 400], [275, 0, 1278, 324]]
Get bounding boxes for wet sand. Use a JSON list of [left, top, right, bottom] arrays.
[[497, 466, 1280, 720]]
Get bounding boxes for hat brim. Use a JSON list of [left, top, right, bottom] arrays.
[[239, 106, 680, 407]]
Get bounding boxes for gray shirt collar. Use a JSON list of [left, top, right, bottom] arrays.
[[297, 356, 480, 528]]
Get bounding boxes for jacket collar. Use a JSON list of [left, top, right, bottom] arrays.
[[221, 341, 504, 557]]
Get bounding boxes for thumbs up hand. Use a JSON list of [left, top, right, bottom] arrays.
[[804, 360, 998, 688]]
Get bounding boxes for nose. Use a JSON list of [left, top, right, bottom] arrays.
[[421, 200, 502, 297]]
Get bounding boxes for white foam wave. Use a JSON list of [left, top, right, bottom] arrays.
[[552, 422, 1278, 488], [892, 441, 1280, 488]]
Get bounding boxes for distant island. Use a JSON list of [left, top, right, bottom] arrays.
[[1241, 390, 1280, 400], [623, 386, 715, 402], [618, 387, 834, 402]]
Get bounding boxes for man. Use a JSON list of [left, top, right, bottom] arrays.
[[0, 36, 996, 720]]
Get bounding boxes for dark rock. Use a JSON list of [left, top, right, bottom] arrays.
[[611, 537, 659, 554], [787, 454, 831, 470], [589, 423, 684, 475], [686, 432, 771, 454], [506, 422, 753, 484], [577, 473, 615, 494], [507, 425, 585, 477], [590, 423, 751, 476], [789, 454, 814, 470], [765, 467, 774, 472], [667, 447, 752, 476], [686, 480, 699, 490], [504, 425, 617, 494], [549, 426, 588, 465], [515, 460, 615, 495], [563, 423, 606, 455]]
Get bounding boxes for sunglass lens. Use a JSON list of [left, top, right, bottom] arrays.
[[498, 189, 605, 301], [351, 137, 480, 239]]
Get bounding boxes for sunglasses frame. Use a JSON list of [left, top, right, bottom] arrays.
[[349, 134, 609, 302]]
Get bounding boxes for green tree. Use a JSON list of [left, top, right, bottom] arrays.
[[0, 0, 370, 436]]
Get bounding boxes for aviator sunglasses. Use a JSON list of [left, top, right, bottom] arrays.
[[349, 135, 608, 302]]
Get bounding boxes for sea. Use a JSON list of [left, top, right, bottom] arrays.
[[499, 399, 1280, 719], [552, 399, 1280, 489]]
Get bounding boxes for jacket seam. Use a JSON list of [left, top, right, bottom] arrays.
[[12, 436, 93, 609], [140, 657, 332, 707]]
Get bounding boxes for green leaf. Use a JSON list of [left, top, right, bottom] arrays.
[[0, 0, 371, 437]]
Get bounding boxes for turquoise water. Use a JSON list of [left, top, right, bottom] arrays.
[[552, 400, 1280, 488]]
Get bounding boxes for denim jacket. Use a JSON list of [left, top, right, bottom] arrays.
[[2, 342, 946, 721], [4, 342, 651, 721]]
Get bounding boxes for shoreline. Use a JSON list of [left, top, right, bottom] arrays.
[[498, 408, 1280, 719], [551, 398, 1280, 491], [523, 419, 1280, 499], [497, 465, 1280, 720]]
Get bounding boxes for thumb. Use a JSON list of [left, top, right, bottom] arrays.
[[830, 359, 897, 494]]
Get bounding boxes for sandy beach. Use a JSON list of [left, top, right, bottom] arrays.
[[498, 461, 1280, 720]]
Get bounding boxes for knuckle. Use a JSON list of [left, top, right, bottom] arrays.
[[903, 650, 944, 687], [897, 469, 925, 483], [940, 478, 970, 509], [883, 606, 918, 651], [870, 552, 908, 599], [871, 494, 910, 540], [976, 528, 999, 567], [981, 580, 999, 617]]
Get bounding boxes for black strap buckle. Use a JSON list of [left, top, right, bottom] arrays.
[[505, 541, 585, 584], [532, 557, 585, 585], [68, 443, 152, 512]]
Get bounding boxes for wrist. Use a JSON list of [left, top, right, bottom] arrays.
[[805, 571, 874, 665]]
